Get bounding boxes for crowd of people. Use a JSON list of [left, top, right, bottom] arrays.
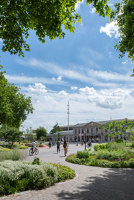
[[31, 139, 92, 157]]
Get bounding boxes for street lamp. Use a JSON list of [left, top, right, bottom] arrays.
[[84, 130, 86, 150]]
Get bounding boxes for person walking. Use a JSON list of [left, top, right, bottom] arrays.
[[49, 140, 52, 148], [63, 140, 68, 156], [57, 140, 60, 153]]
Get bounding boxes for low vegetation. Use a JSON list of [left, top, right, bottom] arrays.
[[0, 149, 27, 162], [66, 142, 134, 168], [0, 158, 75, 196]]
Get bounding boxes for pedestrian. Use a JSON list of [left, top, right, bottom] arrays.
[[49, 140, 51, 148], [63, 140, 68, 156], [57, 140, 60, 153]]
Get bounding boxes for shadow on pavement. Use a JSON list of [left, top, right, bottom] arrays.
[[56, 168, 134, 200]]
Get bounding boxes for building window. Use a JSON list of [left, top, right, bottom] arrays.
[[91, 128, 93, 133], [82, 129, 84, 133], [96, 128, 98, 133], [87, 129, 89, 133]]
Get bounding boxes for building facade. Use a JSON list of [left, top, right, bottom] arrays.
[[57, 119, 134, 143]]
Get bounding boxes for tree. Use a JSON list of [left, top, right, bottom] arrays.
[[100, 119, 134, 141], [0, 66, 33, 127], [111, 0, 134, 62], [25, 127, 36, 141], [0, 0, 111, 56], [36, 127, 47, 140], [0, 125, 23, 146], [50, 123, 62, 135]]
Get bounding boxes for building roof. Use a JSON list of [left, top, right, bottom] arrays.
[[59, 119, 134, 129]]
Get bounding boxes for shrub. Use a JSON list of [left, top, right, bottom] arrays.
[[0, 160, 58, 195], [131, 142, 134, 148], [66, 154, 81, 164], [94, 143, 107, 151], [76, 150, 89, 159], [128, 158, 134, 167], [96, 149, 131, 161], [32, 157, 41, 165], [16, 145, 29, 149], [51, 164, 75, 182], [0, 146, 10, 152]]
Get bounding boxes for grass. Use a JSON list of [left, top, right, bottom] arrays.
[[0, 149, 27, 161]]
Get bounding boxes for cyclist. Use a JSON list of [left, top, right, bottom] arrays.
[[31, 140, 36, 153]]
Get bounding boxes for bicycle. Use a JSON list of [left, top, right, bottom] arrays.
[[29, 146, 39, 156]]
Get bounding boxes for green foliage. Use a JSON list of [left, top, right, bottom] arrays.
[[95, 149, 132, 161], [0, 161, 58, 196], [0, 68, 33, 127], [50, 123, 62, 135], [76, 150, 89, 159], [24, 127, 36, 141], [51, 163, 75, 182], [100, 119, 134, 140], [0, 146, 10, 152], [94, 143, 107, 151], [15, 145, 29, 149], [32, 157, 41, 165], [111, 0, 134, 62], [66, 142, 134, 168], [0, 126, 22, 145], [0, 160, 76, 196], [106, 142, 126, 151], [0, 0, 111, 56], [36, 126, 47, 140], [0, 149, 26, 161]]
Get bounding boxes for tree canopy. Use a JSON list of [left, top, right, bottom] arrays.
[[111, 0, 134, 62], [0, 0, 111, 56], [36, 127, 47, 140], [0, 66, 33, 127], [0, 125, 22, 146], [100, 119, 134, 141], [50, 123, 62, 135]]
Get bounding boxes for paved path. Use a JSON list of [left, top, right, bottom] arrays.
[[1, 144, 134, 200]]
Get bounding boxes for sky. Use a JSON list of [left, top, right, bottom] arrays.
[[0, 0, 134, 132]]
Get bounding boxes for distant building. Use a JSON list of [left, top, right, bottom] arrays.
[[57, 119, 134, 143]]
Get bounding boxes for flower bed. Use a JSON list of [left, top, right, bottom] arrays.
[[66, 142, 134, 168]]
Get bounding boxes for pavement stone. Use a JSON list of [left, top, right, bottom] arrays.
[[1, 144, 134, 200]]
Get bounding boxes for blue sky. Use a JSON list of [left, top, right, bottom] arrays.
[[1, 0, 134, 131]]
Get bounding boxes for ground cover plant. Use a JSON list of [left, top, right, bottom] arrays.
[[66, 142, 134, 168], [0, 146, 10, 152], [0, 149, 27, 162], [0, 158, 75, 196]]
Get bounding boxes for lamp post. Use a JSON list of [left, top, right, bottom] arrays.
[[84, 130, 86, 150]]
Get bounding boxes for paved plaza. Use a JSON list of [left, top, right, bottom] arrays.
[[1, 144, 134, 200]]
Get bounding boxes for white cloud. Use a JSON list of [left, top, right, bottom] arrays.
[[57, 76, 62, 81], [21, 84, 134, 131], [75, 0, 84, 11], [122, 61, 127, 65], [71, 86, 78, 91], [28, 83, 47, 94], [5, 74, 66, 85], [90, 7, 96, 14], [100, 21, 120, 38], [88, 69, 134, 82], [16, 58, 134, 90]]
